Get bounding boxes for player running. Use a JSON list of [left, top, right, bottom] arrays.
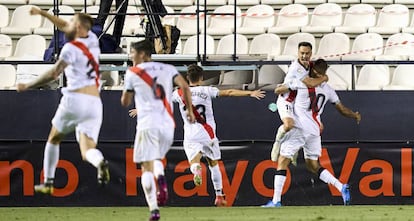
[[172, 64, 265, 206], [263, 59, 361, 207], [121, 40, 195, 221], [271, 42, 328, 165], [17, 9, 110, 194]]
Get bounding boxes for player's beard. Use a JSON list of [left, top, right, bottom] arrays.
[[65, 29, 76, 41]]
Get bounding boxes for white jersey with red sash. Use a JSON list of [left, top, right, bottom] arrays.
[[293, 82, 340, 135], [172, 86, 219, 142], [59, 30, 100, 92], [124, 62, 178, 131]]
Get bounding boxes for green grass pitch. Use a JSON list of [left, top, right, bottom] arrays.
[[1, 206, 414, 221]]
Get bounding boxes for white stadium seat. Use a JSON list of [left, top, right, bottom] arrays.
[[0, 5, 9, 29], [62, 0, 93, 6], [314, 33, 350, 61], [295, 0, 325, 5], [342, 33, 383, 61], [182, 34, 215, 54], [368, 4, 409, 35], [375, 33, 414, 61], [261, 0, 292, 4], [355, 65, 390, 90], [206, 5, 242, 36], [335, 4, 376, 34], [219, 70, 253, 88], [1, 5, 42, 35], [176, 6, 206, 36], [257, 65, 286, 90], [215, 34, 248, 54], [402, 11, 414, 34], [383, 65, 414, 90], [5, 34, 46, 61], [123, 6, 143, 36], [162, 0, 194, 6], [268, 4, 308, 35], [0, 64, 16, 88], [238, 4, 274, 35], [198, 0, 227, 5], [34, 5, 75, 36], [249, 33, 281, 60], [162, 6, 176, 26], [0, 0, 27, 5], [301, 3, 343, 34], [16, 64, 54, 84], [228, 0, 260, 5], [0, 34, 12, 60], [273, 32, 315, 61], [326, 65, 356, 90]]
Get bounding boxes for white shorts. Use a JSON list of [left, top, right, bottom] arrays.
[[133, 127, 174, 163], [52, 92, 102, 143], [280, 128, 322, 161], [276, 96, 293, 120], [183, 138, 221, 162]]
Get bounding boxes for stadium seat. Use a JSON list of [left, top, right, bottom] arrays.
[[206, 5, 242, 36], [257, 65, 285, 90], [182, 34, 215, 54], [261, 0, 292, 4], [355, 65, 390, 90], [273, 32, 315, 61], [368, 4, 409, 35], [198, 0, 227, 5], [249, 33, 281, 60], [0, 0, 27, 5], [0, 5, 9, 29], [238, 4, 274, 35], [123, 6, 143, 36], [267, 4, 308, 35], [1, 5, 42, 35], [295, 0, 325, 5], [215, 33, 248, 54], [342, 33, 383, 61], [80, 6, 100, 18], [383, 65, 414, 90], [328, 0, 359, 4], [375, 33, 414, 61], [228, 0, 260, 5], [219, 70, 253, 89], [361, 0, 393, 5], [162, 6, 176, 26], [95, 0, 116, 6], [162, 0, 194, 6], [326, 65, 356, 90], [301, 3, 343, 34], [16, 64, 54, 85], [314, 33, 350, 61], [34, 5, 75, 36], [5, 34, 46, 61], [176, 5, 206, 36], [402, 11, 414, 34], [101, 70, 120, 87], [28, 0, 57, 5], [0, 34, 12, 60], [61, 0, 94, 7], [0, 64, 16, 89], [335, 4, 376, 34]]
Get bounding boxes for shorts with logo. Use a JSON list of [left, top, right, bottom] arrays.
[[277, 96, 294, 120], [280, 128, 322, 161], [183, 138, 221, 162], [52, 92, 102, 143], [133, 127, 174, 163]]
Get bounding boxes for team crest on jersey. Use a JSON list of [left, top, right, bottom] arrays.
[[297, 68, 303, 74]]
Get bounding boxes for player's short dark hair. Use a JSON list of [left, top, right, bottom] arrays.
[[298, 41, 312, 50], [187, 64, 203, 83], [313, 59, 328, 74], [76, 13, 93, 30], [131, 40, 153, 57]]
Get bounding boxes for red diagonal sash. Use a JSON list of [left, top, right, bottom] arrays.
[[70, 41, 100, 87]]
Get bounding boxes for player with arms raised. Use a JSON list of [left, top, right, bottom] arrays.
[[172, 64, 265, 206], [17, 8, 110, 193]]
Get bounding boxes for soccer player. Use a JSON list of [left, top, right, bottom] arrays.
[[121, 40, 195, 221], [172, 64, 266, 206], [263, 59, 361, 207], [17, 9, 110, 194], [271, 42, 328, 164]]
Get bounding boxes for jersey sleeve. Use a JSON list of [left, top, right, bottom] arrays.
[[207, 86, 220, 98], [59, 44, 76, 65], [123, 71, 134, 92], [326, 84, 340, 104]]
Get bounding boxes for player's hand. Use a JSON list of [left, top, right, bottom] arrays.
[[128, 109, 137, 118], [354, 111, 361, 124], [16, 83, 28, 92], [186, 110, 196, 123], [250, 90, 266, 100], [30, 7, 42, 16], [320, 122, 324, 133]]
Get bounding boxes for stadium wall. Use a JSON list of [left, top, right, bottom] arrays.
[[0, 90, 413, 206]]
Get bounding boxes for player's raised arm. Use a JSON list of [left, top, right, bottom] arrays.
[[17, 59, 67, 92], [335, 102, 361, 124], [218, 89, 266, 100], [30, 7, 70, 33], [174, 74, 195, 123], [274, 84, 289, 95]]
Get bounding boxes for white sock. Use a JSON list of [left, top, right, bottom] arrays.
[[319, 169, 343, 192], [272, 174, 286, 203], [85, 148, 104, 168], [153, 160, 165, 178], [209, 164, 223, 196], [275, 125, 287, 142], [142, 171, 159, 211], [190, 163, 201, 175], [43, 142, 59, 183]]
